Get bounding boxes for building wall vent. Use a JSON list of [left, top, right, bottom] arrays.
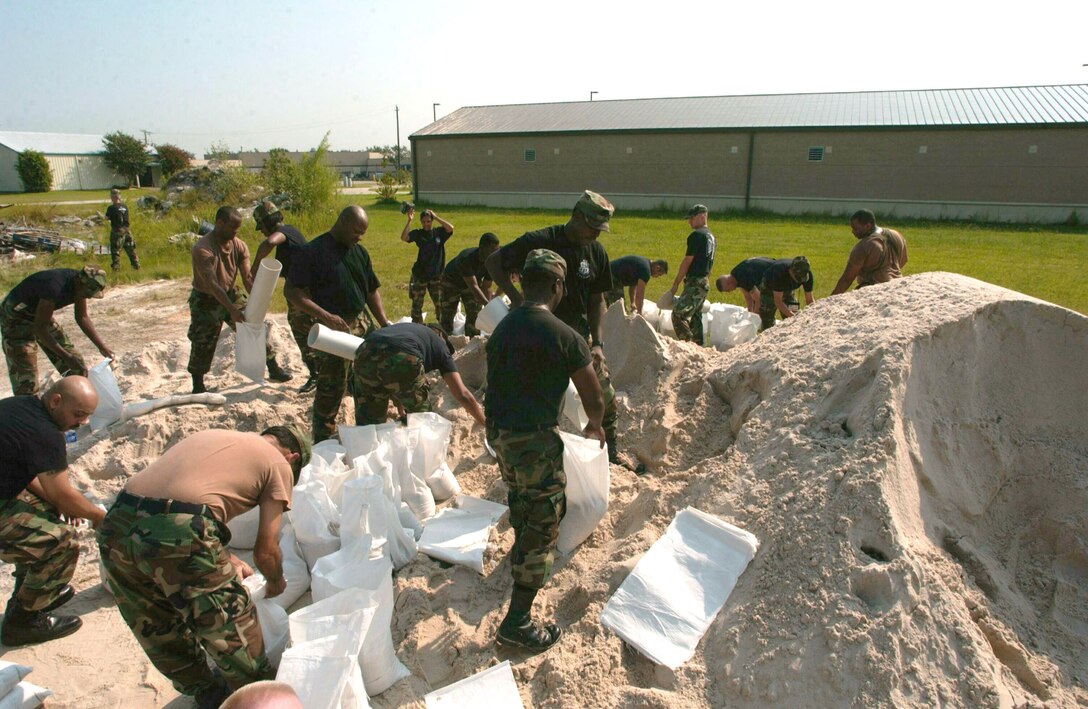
[[808, 146, 824, 162], [524, 149, 536, 162]]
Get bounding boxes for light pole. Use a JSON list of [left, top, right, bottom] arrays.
[[433, 103, 441, 122], [590, 91, 597, 101]]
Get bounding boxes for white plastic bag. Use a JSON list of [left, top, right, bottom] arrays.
[[639, 301, 661, 328], [0, 661, 31, 697], [561, 380, 589, 430], [252, 593, 289, 668], [235, 321, 267, 384], [655, 291, 675, 310], [311, 438, 347, 465], [408, 412, 458, 501], [452, 302, 466, 337], [0, 682, 53, 709], [417, 508, 495, 574], [455, 495, 508, 524], [289, 480, 341, 570], [424, 660, 523, 708], [599, 507, 758, 669], [278, 633, 370, 709], [339, 422, 397, 464], [556, 432, 610, 554], [227, 506, 261, 550], [341, 476, 417, 570], [658, 310, 676, 338], [707, 304, 760, 351], [88, 358, 123, 431]]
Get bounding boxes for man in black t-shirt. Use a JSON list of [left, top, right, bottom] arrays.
[[285, 205, 393, 442], [716, 256, 776, 314], [438, 233, 499, 337], [353, 322, 485, 426], [486, 249, 605, 654], [0, 376, 106, 647], [758, 256, 814, 331], [105, 189, 140, 271], [253, 201, 317, 393], [400, 206, 454, 324], [1, 266, 114, 395], [606, 256, 669, 316], [667, 204, 716, 344]]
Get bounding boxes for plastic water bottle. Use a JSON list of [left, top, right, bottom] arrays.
[[65, 430, 77, 446]]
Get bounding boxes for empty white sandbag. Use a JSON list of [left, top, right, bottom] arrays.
[[87, 358, 123, 431], [424, 660, 523, 708], [0, 661, 31, 698], [289, 479, 341, 570], [278, 633, 370, 709], [417, 508, 496, 574], [556, 432, 610, 554], [0, 682, 54, 709], [341, 476, 417, 570]]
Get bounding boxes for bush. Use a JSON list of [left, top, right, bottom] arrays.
[[259, 135, 338, 213], [102, 131, 151, 187], [372, 173, 399, 203], [155, 143, 194, 179], [210, 166, 261, 204], [16, 150, 52, 192]]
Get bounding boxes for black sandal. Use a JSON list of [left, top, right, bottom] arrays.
[[496, 621, 562, 653]]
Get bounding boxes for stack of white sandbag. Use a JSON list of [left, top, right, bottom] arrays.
[[703, 303, 760, 351], [0, 660, 52, 708]]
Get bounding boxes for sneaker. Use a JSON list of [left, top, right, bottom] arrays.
[[496, 620, 562, 653], [1, 608, 82, 646]]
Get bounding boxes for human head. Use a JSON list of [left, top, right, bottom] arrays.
[[253, 200, 283, 236], [213, 206, 243, 240], [849, 209, 877, 239], [420, 209, 435, 228], [716, 274, 738, 292], [42, 376, 98, 431], [565, 190, 614, 245], [261, 425, 311, 483], [219, 680, 303, 709], [331, 205, 369, 247], [110, 188, 121, 205], [687, 204, 708, 229], [521, 248, 567, 309], [789, 256, 811, 284], [650, 259, 669, 278], [478, 232, 500, 259], [76, 265, 107, 299]]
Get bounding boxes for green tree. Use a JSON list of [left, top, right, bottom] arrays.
[[260, 136, 338, 212], [206, 140, 233, 162], [365, 144, 412, 169], [15, 150, 53, 192], [102, 131, 150, 187], [261, 148, 298, 196], [154, 143, 194, 178]]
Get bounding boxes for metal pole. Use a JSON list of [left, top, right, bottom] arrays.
[[395, 106, 401, 171], [590, 91, 597, 101], [433, 103, 440, 122]]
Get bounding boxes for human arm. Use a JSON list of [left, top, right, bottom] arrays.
[[831, 257, 865, 296], [366, 288, 392, 327], [485, 248, 523, 307], [29, 300, 84, 372], [570, 364, 605, 448], [250, 231, 285, 279], [741, 287, 760, 313], [433, 213, 454, 236], [804, 290, 815, 307], [669, 255, 694, 294], [240, 246, 255, 294], [194, 248, 245, 322], [399, 208, 415, 243], [73, 296, 114, 360], [28, 472, 106, 528], [631, 280, 647, 315], [252, 498, 287, 598], [588, 292, 606, 352], [773, 291, 794, 319], [284, 280, 349, 332], [463, 275, 490, 305], [899, 240, 908, 269], [441, 371, 486, 427]]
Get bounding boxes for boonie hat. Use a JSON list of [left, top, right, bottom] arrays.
[[790, 255, 812, 282], [253, 200, 280, 230], [687, 204, 708, 218], [574, 190, 614, 232], [77, 265, 107, 298], [523, 249, 567, 280], [285, 423, 312, 469]]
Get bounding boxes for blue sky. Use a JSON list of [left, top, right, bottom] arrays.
[[3, 0, 1084, 156]]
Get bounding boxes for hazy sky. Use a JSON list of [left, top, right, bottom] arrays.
[[3, 0, 1084, 156]]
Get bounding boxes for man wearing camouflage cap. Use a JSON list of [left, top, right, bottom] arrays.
[[667, 204, 716, 344], [1, 265, 115, 395], [98, 424, 310, 708], [485, 249, 606, 654], [486, 190, 633, 468], [757, 256, 815, 331]]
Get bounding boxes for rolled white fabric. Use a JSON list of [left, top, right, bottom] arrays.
[[245, 258, 282, 324], [308, 323, 364, 360]]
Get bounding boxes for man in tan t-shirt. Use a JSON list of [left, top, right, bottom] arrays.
[[186, 206, 292, 394], [831, 208, 908, 295], [96, 426, 310, 708]]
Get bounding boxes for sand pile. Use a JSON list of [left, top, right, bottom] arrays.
[[1, 272, 1085, 707]]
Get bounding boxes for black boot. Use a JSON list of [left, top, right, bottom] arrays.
[[496, 584, 561, 653], [1, 602, 82, 647], [193, 670, 231, 709], [298, 362, 318, 394], [267, 357, 293, 383], [192, 374, 206, 394]]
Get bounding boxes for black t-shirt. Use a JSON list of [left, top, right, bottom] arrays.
[[684, 227, 716, 278], [287, 232, 381, 319], [105, 203, 129, 230], [443, 247, 489, 284], [362, 322, 456, 374], [409, 228, 452, 280], [498, 226, 612, 337], [610, 256, 652, 288], [485, 305, 592, 431], [0, 396, 67, 499], [730, 257, 775, 291], [761, 259, 815, 293], [273, 224, 307, 280], [3, 269, 80, 313]]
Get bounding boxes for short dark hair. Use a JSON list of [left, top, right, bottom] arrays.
[[850, 209, 876, 225], [261, 211, 284, 229], [650, 259, 669, 274], [261, 426, 304, 483], [479, 232, 499, 248], [216, 206, 243, 224]]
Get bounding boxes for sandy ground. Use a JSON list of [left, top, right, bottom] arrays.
[[0, 272, 1085, 708]]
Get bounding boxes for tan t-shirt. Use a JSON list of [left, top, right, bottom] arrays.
[[850, 228, 906, 287], [124, 429, 293, 523], [191, 233, 250, 295]]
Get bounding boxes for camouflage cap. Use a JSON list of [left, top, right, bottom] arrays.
[[686, 204, 708, 218], [790, 255, 812, 282], [285, 423, 312, 469], [574, 190, 614, 232], [253, 200, 280, 230], [77, 265, 107, 298], [523, 248, 567, 280]]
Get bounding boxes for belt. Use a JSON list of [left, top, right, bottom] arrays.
[[115, 490, 213, 518], [487, 421, 559, 434]]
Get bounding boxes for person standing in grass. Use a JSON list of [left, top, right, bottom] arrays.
[[105, 188, 140, 271], [401, 205, 454, 323], [831, 209, 908, 294], [438, 232, 500, 337], [666, 204, 716, 344], [605, 255, 669, 316]]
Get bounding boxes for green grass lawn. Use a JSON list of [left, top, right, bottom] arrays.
[[2, 193, 1086, 318], [0, 187, 158, 204]]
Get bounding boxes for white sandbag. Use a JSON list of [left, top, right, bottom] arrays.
[[393, 427, 435, 522], [311, 439, 347, 465], [599, 507, 758, 669], [87, 358, 123, 431], [341, 476, 417, 570], [308, 452, 356, 510], [408, 412, 459, 501], [233, 524, 310, 612], [399, 502, 424, 541], [310, 544, 410, 695], [339, 422, 397, 464], [556, 432, 610, 554], [655, 291, 675, 310], [235, 321, 267, 384], [0, 662, 31, 698], [278, 633, 370, 709], [417, 508, 495, 574], [640, 301, 661, 327], [707, 303, 759, 351], [452, 303, 466, 336], [226, 506, 261, 550], [0, 682, 53, 709], [424, 660, 523, 708], [289, 480, 341, 570], [561, 380, 589, 430], [252, 593, 289, 668], [454, 495, 508, 524], [658, 310, 676, 338]]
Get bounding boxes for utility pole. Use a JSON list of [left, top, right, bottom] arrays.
[[433, 103, 440, 122], [140, 129, 151, 145], [395, 105, 401, 171], [590, 91, 597, 101]]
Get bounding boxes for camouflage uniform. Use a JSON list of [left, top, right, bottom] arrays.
[[758, 288, 799, 331], [672, 275, 709, 344], [286, 303, 317, 375], [0, 301, 86, 396], [353, 341, 430, 425], [186, 289, 275, 378], [109, 229, 139, 270], [0, 489, 79, 612], [488, 426, 566, 590], [97, 493, 272, 696], [312, 313, 375, 442], [437, 277, 484, 337], [408, 276, 442, 324]]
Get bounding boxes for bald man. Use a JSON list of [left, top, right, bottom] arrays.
[[220, 680, 303, 709], [285, 206, 392, 442], [0, 376, 105, 646]]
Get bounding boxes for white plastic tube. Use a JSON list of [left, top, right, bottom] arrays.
[[245, 258, 282, 324], [308, 323, 364, 360]]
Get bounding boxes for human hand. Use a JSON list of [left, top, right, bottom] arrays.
[[591, 344, 605, 367], [230, 555, 254, 579], [323, 314, 349, 332], [583, 421, 606, 449], [229, 306, 246, 324], [99, 346, 116, 362], [406, 207, 415, 221], [265, 576, 286, 599]]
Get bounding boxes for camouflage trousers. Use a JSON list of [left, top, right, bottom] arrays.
[[1, 301, 87, 396], [408, 275, 442, 323], [97, 495, 272, 696], [437, 277, 484, 336], [186, 289, 275, 377], [672, 276, 709, 344], [759, 288, 799, 331], [286, 302, 317, 373], [353, 341, 429, 425], [312, 314, 374, 443], [0, 490, 79, 612], [109, 229, 139, 270], [488, 426, 566, 590]]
